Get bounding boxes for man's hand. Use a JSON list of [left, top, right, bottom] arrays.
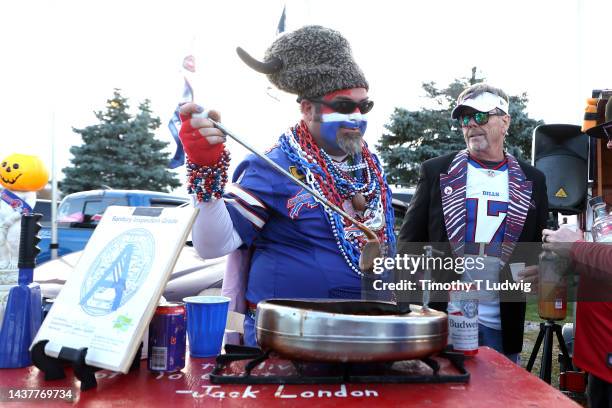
[[179, 103, 226, 166], [542, 226, 584, 259]]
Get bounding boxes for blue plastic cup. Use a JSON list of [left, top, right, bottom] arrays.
[[183, 296, 230, 357]]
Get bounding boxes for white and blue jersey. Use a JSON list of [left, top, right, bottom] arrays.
[[463, 156, 509, 330], [223, 145, 391, 306], [464, 157, 509, 256]]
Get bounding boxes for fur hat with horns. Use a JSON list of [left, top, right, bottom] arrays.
[[236, 25, 368, 100]]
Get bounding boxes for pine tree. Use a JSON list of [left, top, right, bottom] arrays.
[[61, 90, 180, 194], [377, 68, 544, 187]]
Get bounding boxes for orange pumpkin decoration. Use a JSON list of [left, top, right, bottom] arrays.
[[0, 153, 49, 192]]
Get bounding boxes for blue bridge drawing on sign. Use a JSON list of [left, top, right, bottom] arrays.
[[80, 228, 154, 316]]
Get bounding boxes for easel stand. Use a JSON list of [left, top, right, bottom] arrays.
[[526, 320, 573, 384], [31, 340, 142, 391]]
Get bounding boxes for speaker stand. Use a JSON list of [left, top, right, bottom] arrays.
[[526, 320, 573, 384]]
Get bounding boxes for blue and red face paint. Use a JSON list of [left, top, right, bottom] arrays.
[[316, 89, 369, 152]]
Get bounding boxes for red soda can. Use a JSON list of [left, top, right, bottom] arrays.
[[148, 302, 186, 372]]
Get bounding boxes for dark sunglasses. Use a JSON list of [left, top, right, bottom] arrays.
[[459, 110, 504, 127], [311, 98, 374, 114]]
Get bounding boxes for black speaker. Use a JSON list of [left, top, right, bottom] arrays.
[[532, 124, 588, 214]]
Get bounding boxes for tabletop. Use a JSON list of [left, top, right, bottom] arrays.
[[0, 347, 579, 407]]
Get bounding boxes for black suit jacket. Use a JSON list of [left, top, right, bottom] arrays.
[[398, 151, 549, 354]]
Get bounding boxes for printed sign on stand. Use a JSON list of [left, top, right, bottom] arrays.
[[32, 206, 198, 373]]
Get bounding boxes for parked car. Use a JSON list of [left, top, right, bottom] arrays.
[[38, 189, 190, 264], [32, 199, 55, 228], [392, 188, 415, 206], [34, 245, 225, 302], [391, 188, 415, 232], [36, 189, 415, 302]]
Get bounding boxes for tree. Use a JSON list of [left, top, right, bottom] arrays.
[[377, 68, 544, 187], [61, 89, 180, 194]]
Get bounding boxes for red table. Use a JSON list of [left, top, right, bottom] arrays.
[[0, 347, 579, 407]]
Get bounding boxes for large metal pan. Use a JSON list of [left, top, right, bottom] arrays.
[[255, 299, 448, 363]]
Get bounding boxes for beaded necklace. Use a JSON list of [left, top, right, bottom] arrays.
[[319, 149, 377, 204], [279, 121, 396, 275]]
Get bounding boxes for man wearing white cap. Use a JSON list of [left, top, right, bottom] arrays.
[[399, 83, 549, 362]]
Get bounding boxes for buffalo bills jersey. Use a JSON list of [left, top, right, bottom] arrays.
[[464, 157, 509, 330], [465, 157, 509, 252], [223, 144, 390, 305]]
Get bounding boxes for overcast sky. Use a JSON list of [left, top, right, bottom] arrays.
[[1, 0, 610, 194]]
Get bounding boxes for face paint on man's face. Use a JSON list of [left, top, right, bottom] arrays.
[[313, 88, 370, 153], [319, 112, 368, 152]]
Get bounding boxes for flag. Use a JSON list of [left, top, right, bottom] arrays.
[[182, 55, 195, 73], [276, 5, 286, 35], [168, 56, 195, 169]]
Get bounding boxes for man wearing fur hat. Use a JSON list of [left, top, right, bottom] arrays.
[[399, 83, 549, 363], [179, 26, 395, 345]]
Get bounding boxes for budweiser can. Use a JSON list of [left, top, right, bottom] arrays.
[[148, 302, 186, 372], [447, 291, 479, 356]]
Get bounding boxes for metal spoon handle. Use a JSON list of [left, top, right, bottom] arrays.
[[421, 246, 445, 311]]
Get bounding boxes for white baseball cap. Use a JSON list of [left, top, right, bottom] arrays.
[[451, 91, 510, 119]]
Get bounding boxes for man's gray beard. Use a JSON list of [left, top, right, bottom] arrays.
[[337, 134, 363, 155]]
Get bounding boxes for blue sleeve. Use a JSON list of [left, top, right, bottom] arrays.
[[223, 151, 288, 247]]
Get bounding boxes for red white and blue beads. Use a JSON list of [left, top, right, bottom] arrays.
[[279, 121, 396, 274], [186, 150, 230, 202]]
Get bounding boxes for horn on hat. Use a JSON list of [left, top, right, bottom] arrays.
[[236, 47, 282, 74]]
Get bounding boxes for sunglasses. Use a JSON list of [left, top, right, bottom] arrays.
[[459, 110, 504, 127], [312, 98, 374, 114]]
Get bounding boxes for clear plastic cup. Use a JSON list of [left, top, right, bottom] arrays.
[[509, 262, 526, 282], [183, 296, 230, 357]]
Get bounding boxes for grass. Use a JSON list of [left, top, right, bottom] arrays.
[[524, 298, 575, 323], [520, 299, 576, 390]]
